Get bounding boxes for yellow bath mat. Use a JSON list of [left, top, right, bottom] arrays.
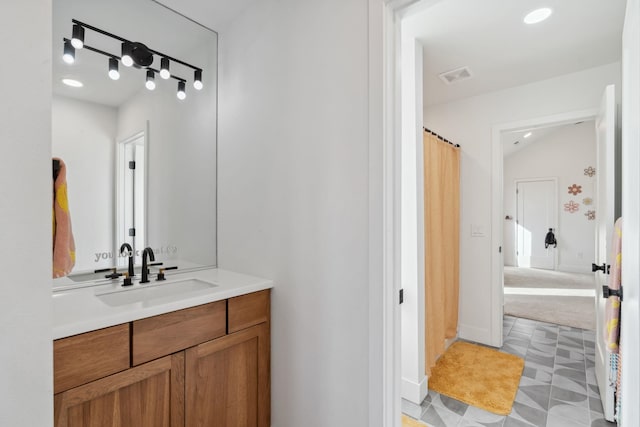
[[428, 341, 524, 415]]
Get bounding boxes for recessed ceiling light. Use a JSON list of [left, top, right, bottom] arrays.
[[524, 8, 552, 25], [523, 132, 532, 138], [62, 78, 83, 88]]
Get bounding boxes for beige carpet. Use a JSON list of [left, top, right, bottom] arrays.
[[504, 267, 596, 330], [401, 415, 427, 427]]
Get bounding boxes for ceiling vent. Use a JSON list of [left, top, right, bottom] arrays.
[[438, 66, 473, 85]]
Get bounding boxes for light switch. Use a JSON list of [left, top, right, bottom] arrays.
[[471, 224, 486, 237]]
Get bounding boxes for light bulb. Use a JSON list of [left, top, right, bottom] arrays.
[[108, 57, 120, 80], [160, 57, 170, 79], [193, 69, 203, 90], [63, 40, 75, 64], [145, 70, 156, 90], [177, 81, 186, 100], [71, 24, 84, 49], [121, 43, 134, 67]]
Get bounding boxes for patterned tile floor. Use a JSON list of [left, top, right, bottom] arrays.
[[402, 316, 617, 427]]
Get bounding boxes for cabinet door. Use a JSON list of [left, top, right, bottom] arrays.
[[54, 353, 185, 427], [185, 323, 270, 427]]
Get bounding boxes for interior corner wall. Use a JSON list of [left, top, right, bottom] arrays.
[[217, 1, 372, 426], [424, 62, 621, 344], [0, 1, 53, 425], [503, 121, 597, 273]]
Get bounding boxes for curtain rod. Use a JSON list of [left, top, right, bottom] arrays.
[[424, 127, 460, 148]]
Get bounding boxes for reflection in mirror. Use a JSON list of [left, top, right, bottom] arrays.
[[52, 0, 217, 288]]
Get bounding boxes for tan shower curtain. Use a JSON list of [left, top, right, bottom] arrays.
[[423, 131, 460, 376]]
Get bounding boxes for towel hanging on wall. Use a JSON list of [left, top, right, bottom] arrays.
[[53, 157, 76, 278]]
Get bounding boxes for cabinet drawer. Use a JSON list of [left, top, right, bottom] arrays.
[[228, 289, 271, 333], [132, 300, 226, 365], [54, 324, 130, 394]]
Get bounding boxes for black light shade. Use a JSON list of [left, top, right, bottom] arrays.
[[177, 81, 186, 100], [193, 69, 203, 90], [121, 42, 134, 67], [145, 70, 156, 90], [71, 24, 85, 49], [108, 57, 120, 80], [63, 40, 75, 64], [160, 57, 170, 79]]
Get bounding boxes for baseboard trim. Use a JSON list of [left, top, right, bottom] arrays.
[[401, 375, 428, 405]]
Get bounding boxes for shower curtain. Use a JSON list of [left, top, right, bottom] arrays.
[[423, 131, 460, 375]]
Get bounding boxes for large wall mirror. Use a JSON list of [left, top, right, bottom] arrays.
[[52, 0, 217, 288]]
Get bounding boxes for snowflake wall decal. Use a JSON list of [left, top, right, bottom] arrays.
[[568, 184, 582, 195], [584, 166, 596, 177], [564, 200, 580, 213], [585, 210, 596, 220], [583, 197, 593, 206]]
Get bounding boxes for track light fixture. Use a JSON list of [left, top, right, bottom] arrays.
[[146, 70, 156, 90], [62, 19, 204, 101], [108, 57, 120, 80], [193, 69, 203, 90], [177, 81, 186, 100], [160, 57, 170, 79], [63, 39, 75, 64], [71, 24, 85, 49]]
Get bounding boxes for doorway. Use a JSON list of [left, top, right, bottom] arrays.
[[515, 178, 557, 270]]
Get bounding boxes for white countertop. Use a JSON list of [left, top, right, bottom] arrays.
[[52, 268, 273, 340]]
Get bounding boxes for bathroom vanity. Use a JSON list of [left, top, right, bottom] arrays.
[[52, 269, 272, 427]]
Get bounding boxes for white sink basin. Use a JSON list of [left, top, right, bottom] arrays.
[[96, 278, 218, 307]]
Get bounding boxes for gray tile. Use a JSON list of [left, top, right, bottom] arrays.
[[509, 331, 532, 342], [528, 342, 556, 354], [589, 411, 616, 426], [556, 347, 585, 361], [548, 400, 590, 425], [503, 416, 535, 427], [462, 406, 506, 426], [546, 413, 589, 427], [526, 352, 555, 369], [522, 366, 553, 384], [551, 375, 588, 395], [421, 403, 463, 427], [554, 367, 587, 384], [430, 392, 469, 416], [515, 383, 551, 411], [554, 358, 586, 372], [586, 367, 597, 385], [588, 396, 603, 415], [509, 401, 547, 426], [586, 384, 600, 398], [550, 386, 588, 408]]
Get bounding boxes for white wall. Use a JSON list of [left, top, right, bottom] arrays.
[[0, 1, 53, 425], [217, 0, 372, 425], [117, 39, 217, 268], [425, 62, 621, 344], [503, 121, 597, 273], [52, 95, 117, 272]]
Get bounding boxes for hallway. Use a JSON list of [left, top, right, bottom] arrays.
[[402, 316, 614, 426]]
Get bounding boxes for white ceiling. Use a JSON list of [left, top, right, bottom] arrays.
[[152, 0, 258, 32], [502, 122, 573, 157], [403, 0, 627, 107]]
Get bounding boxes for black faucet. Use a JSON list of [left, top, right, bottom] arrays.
[[120, 243, 135, 278], [140, 247, 155, 284]]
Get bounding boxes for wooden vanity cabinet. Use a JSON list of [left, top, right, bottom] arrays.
[[53, 290, 270, 427]]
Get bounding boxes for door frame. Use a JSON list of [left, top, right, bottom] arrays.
[[490, 109, 597, 347], [513, 177, 558, 270]]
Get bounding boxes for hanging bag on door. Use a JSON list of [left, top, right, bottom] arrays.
[[544, 228, 557, 248]]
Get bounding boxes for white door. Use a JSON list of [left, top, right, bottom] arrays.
[[516, 179, 556, 270], [594, 84, 616, 421]]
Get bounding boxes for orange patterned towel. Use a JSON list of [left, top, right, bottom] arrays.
[[53, 158, 76, 278], [605, 217, 622, 352]]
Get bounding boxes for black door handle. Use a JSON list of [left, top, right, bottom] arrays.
[[592, 263, 610, 274]]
